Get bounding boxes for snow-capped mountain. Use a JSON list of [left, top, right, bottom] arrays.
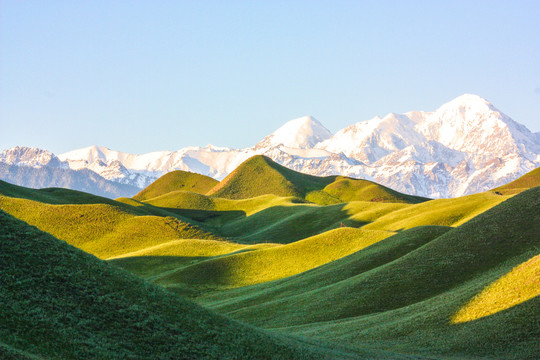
[[2, 94, 539, 199], [255, 116, 332, 149]]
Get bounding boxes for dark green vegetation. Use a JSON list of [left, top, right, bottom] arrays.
[[1, 159, 539, 359], [0, 210, 374, 360]]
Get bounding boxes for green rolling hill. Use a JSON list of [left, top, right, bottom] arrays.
[[0, 210, 373, 360], [0, 161, 538, 359], [133, 170, 219, 201]]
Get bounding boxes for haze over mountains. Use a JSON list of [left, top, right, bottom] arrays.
[[2, 94, 539, 198]]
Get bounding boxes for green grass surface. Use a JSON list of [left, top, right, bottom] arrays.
[[200, 188, 540, 360], [1, 210, 377, 360], [0, 194, 218, 259], [151, 228, 391, 290], [132, 170, 218, 201], [1, 166, 539, 359], [206, 155, 428, 204]]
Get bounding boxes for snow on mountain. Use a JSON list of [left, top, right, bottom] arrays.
[[256, 116, 332, 149], [0, 146, 65, 169], [3, 94, 539, 199]]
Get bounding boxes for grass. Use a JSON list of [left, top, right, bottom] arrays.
[[200, 187, 540, 360], [451, 253, 540, 324], [0, 194, 219, 258], [1, 209, 372, 359], [152, 228, 392, 290], [132, 169, 218, 201], [206, 155, 428, 205], [1, 165, 539, 359], [493, 166, 540, 195]]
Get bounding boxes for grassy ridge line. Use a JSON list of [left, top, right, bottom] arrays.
[[133, 170, 219, 201], [1, 210, 377, 360], [494, 166, 540, 194], [153, 228, 392, 290], [0, 195, 218, 259], [362, 191, 512, 231], [206, 155, 427, 205], [109, 238, 278, 259]]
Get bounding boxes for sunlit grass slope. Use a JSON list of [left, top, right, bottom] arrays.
[[0, 193, 218, 259], [0, 179, 126, 206], [0, 210, 370, 360], [452, 253, 540, 324], [205, 187, 540, 360], [493, 166, 540, 194], [133, 170, 219, 201], [153, 228, 391, 290], [362, 191, 511, 231], [206, 155, 427, 204]]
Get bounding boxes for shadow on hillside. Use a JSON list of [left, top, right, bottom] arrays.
[[216, 203, 369, 244], [156, 207, 247, 224]]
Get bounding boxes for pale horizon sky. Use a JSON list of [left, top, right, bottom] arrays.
[[1, 1, 539, 155]]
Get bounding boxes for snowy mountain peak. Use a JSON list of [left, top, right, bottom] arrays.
[[58, 145, 116, 163], [256, 115, 333, 149], [435, 94, 501, 119], [0, 146, 62, 168]]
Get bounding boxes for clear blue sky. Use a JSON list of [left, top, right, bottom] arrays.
[[1, 1, 539, 154]]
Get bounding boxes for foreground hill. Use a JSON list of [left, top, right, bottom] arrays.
[[206, 155, 427, 204], [133, 170, 218, 201], [1, 210, 378, 360]]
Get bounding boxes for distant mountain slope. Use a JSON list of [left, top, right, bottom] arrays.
[[0, 210, 368, 360], [133, 170, 218, 201], [4, 94, 540, 198], [0, 162, 139, 198]]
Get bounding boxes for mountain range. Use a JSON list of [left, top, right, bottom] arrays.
[[2, 94, 539, 198]]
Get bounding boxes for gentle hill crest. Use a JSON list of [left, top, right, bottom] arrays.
[[133, 170, 218, 201], [206, 155, 427, 204]]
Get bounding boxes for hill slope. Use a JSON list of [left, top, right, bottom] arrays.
[[133, 170, 219, 201], [0, 210, 374, 360], [207, 155, 427, 204], [202, 187, 540, 359]]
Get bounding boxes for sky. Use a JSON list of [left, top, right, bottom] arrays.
[[1, 0, 539, 155]]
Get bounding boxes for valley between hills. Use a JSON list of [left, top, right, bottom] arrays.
[[1, 155, 539, 359]]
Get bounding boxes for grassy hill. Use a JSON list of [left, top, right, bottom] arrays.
[[133, 170, 219, 201], [0, 188, 219, 259], [200, 188, 540, 359], [206, 155, 427, 204], [0, 210, 374, 360], [493, 166, 540, 194], [1, 166, 538, 359]]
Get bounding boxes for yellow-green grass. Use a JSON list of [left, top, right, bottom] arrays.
[[110, 238, 277, 259], [154, 228, 392, 290], [362, 190, 512, 231], [132, 170, 218, 201], [319, 176, 428, 204], [207, 155, 427, 205], [493, 166, 540, 195], [452, 253, 540, 324], [0, 179, 127, 207], [0, 195, 218, 259], [199, 188, 540, 360], [1, 210, 368, 360]]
